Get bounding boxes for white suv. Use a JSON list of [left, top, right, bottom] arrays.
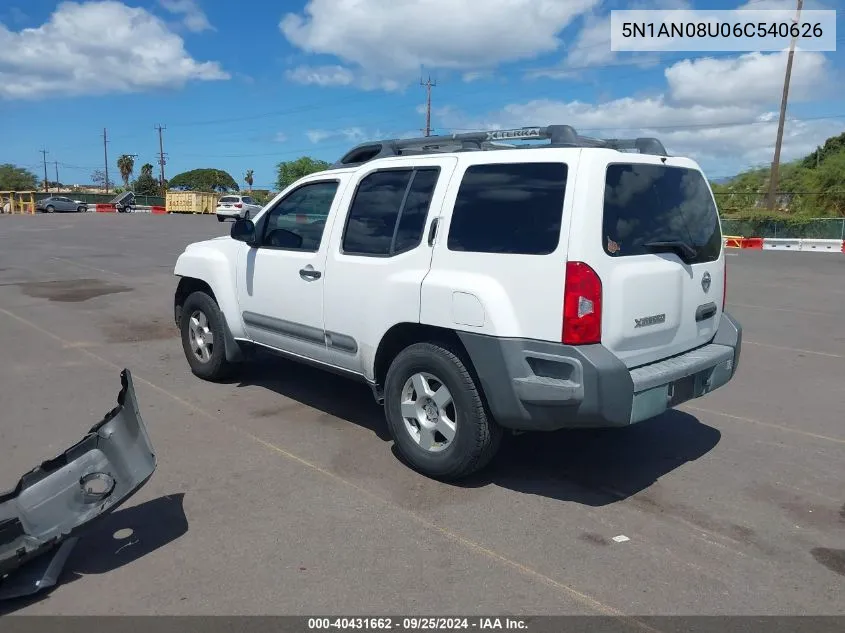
[[173, 126, 742, 480], [215, 195, 262, 222]]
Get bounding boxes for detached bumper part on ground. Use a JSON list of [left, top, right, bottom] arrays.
[[458, 312, 742, 432], [0, 369, 156, 600]]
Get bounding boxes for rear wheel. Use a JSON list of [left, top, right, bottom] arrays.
[[217, 215, 225, 223], [179, 291, 232, 381], [384, 342, 502, 481]]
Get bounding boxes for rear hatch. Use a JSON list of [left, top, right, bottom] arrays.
[[218, 196, 241, 210], [569, 154, 725, 369]]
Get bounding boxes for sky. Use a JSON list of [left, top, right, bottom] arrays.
[[1, 0, 843, 191]]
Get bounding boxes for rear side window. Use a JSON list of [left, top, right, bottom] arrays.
[[342, 168, 439, 256], [603, 164, 722, 264], [447, 163, 568, 255]]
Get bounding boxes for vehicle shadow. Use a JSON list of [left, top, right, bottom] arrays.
[[0, 493, 188, 614], [455, 410, 722, 506], [231, 351, 392, 441], [228, 352, 721, 505]]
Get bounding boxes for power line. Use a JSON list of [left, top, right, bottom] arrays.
[[155, 124, 167, 193], [421, 74, 437, 137], [767, 0, 803, 209], [39, 149, 49, 192]]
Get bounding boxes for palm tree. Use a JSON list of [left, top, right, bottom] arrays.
[[117, 154, 135, 188], [244, 169, 254, 192]]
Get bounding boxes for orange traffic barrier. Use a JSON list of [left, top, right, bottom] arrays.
[[151, 206, 167, 214], [96, 204, 116, 213], [740, 237, 764, 249], [724, 235, 743, 248]]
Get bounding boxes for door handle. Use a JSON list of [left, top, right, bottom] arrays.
[[695, 301, 717, 322], [299, 266, 322, 281], [428, 217, 440, 246]]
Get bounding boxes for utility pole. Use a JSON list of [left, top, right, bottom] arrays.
[[103, 128, 110, 194], [766, 0, 803, 210], [155, 124, 167, 194], [420, 75, 436, 137], [53, 161, 60, 192], [40, 149, 49, 192]]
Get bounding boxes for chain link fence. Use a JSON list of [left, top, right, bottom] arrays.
[[720, 218, 845, 240], [32, 192, 166, 207]]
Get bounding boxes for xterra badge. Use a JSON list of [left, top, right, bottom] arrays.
[[634, 314, 666, 328]]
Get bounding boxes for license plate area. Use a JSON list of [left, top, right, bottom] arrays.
[[668, 374, 698, 406]]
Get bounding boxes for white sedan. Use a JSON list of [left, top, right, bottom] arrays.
[[215, 195, 262, 222]]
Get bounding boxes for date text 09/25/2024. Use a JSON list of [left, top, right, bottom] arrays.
[[307, 618, 528, 630]]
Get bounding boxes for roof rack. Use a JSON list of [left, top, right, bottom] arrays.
[[331, 125, 668, 167]]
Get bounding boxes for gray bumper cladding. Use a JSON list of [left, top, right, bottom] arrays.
[[0, 369, 156, 598]]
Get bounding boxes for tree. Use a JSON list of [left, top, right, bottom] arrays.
[[133, 163, 160, 196], [0, 164, 39, 190], [117, 154, 135, 188], [276, 157, 330, 190], [168, 168, 239, 192], [90, 169, 114, 190], [244, 169, 254, 192]]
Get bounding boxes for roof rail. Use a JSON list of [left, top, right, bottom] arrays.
[[331, 125, 668, 167]]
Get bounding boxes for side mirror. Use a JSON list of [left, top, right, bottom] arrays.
[[231, 218, 257, 245]]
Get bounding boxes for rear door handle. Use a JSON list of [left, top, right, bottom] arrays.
[[299, 266, 321, 281], [695, 302, 717, 322], [428, 217, 440, 246]]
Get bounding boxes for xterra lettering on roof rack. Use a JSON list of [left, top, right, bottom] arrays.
[[332, 125, 668, 168]]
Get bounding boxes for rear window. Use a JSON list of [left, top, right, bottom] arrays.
[[603, 164, 722, 264], [447, 163, 568, 255], [219, 196, 239, 203]]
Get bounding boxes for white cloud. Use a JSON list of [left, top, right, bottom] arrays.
[[0, 1, 227, 99], [286, 65, 355, 87], [280, 0, 599, 88], [305, 126, 413, 145], [433, 97, 842, 175], [665, 51, 831, 107], [158, 0, 213, 32], [274, 132, 288, 143]]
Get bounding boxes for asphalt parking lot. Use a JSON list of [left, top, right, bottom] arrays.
[[0, 213, 843, 616]]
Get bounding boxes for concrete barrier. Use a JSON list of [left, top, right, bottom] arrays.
[[799, 239, 843, 254], [763, 238, 801, 251]]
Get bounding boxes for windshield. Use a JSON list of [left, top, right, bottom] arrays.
[[602, 163, 721, 264]]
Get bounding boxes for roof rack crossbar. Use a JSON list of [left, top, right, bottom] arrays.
[[332, 125, 667, 167]]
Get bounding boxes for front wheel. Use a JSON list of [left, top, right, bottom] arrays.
[[45, 205, 55, 213], [384, 342, 502, 481], [77, 206, 86, 213], [179, 291, 233, 381]]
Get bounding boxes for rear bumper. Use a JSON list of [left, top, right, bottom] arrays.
[[457, 312, 742, 431], [216, 208, 245, 218]]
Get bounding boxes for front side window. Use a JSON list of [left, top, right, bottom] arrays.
[[447, 162, 568, 255], [261, 181, 339, 251], [602, 164, 721, 264], [342, 168, 439, 256]]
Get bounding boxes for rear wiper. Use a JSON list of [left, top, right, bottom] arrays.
[[643, 240, 698, 262]]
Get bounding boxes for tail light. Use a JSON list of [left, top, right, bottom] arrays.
[[234, 203, 243, 209], [722, 261, 727, 310], [562, 262, 602, 345]]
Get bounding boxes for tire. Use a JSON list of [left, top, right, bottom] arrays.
[[45, 205, 55, 213], [217, 215, 225, 223], [179, 291, 232, 381], [77, 206, 85, 213], [384, 342, 502, 481]]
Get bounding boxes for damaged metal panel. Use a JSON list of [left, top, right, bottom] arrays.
[[0, 369, 156, 594]]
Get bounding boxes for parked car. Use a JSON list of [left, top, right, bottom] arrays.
[[173, 125, 742, 481], [215, 195, 262, 222], [36, 196, 87, 213]]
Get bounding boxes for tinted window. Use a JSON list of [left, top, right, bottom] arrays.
[[603, 164, 721, 263], [219, 196, 239, 203], [393, 168, 439, 253], [242, 196, 254, 204], [261, 181, 338, 252], [447, 163, 567, 255]]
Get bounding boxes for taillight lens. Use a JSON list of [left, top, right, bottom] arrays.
[[234, 203, 243, 209], [562, 262, 602, 345]]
